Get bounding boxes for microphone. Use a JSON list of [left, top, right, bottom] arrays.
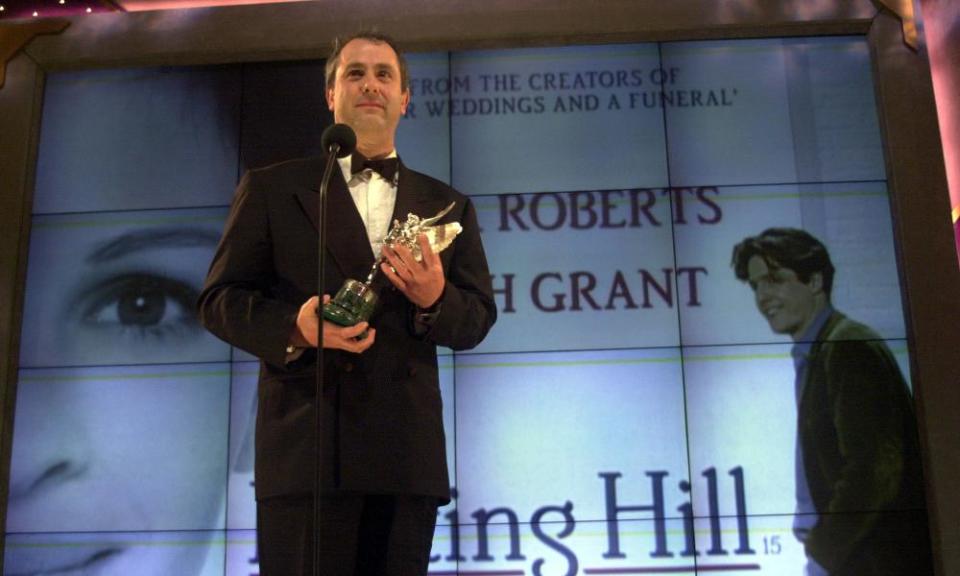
[[313, 124, 357, 556], [321, 123, 356, 158], [314, 122, 356, 566]]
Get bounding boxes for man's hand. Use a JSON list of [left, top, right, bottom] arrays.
[[291, 295, 376, 353], [381, 234, 445, 309]]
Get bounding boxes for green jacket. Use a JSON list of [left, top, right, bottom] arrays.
[[800, 312, 933, 575]]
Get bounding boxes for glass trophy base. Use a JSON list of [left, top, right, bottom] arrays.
[[322, 279, 378, 327]]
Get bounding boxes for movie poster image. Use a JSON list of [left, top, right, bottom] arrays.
[[470, 190, 681, 353], [453, 348, 689, 523], [447, 44, 669, 196], [672, 181, 907, 347], [660, 37, 884, 187], [6, 364, 230, 535], [4, 364, 231, 574], [4, 531, 227, 576], [18, 207, 231, 368], [682, 343, 797, 518], [224, 530, 258, 576], [398, 52, 454, 183], [32, 67, 240, 214], [227, 363, 258, 532], [5, 34, 935, 576], [690, 515, 807, 574], [426, 518, 701, 576]]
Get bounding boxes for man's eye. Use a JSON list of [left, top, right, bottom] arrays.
[[78, 273, 198, 334]]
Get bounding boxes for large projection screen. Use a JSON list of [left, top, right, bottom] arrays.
[[1, 2, 957, 575]]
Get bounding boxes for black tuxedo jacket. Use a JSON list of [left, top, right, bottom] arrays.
[[198, 156, 496, 501]]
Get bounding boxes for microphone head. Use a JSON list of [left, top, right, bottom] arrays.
[[321, 123, 357, 158]]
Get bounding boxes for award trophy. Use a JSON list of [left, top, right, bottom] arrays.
[[322, 202, 462, 327]]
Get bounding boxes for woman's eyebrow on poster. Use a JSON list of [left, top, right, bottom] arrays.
[[85, 227, 222, 263]]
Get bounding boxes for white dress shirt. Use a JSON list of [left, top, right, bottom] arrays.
[[337, 151, 398, 259]]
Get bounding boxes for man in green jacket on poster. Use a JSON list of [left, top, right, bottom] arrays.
[[732, 227, 932, 576]]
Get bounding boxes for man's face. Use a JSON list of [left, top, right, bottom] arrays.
[[326, 38, 409, 140], [746, 255, 822, 340]]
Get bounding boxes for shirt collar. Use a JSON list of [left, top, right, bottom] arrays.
[[791, 305, 833, 366], [338, 149, 398, 182]]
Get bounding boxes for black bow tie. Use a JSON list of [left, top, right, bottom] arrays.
[[351, 153, 399, 181]]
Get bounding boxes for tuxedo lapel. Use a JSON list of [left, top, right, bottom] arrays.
[[391, 162, 420, 226], [393, 162, 450, 224], [294, 157, 375, 281]]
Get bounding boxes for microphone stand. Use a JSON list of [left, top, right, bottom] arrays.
[[314, 145, 341, 576]]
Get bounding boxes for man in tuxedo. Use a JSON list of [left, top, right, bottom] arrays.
[[731, 228, 932, 576], [199, 32, 496, 575]]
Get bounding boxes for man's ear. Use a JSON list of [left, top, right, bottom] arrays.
[[808, 272, 824, 294], [326, 87, 335, 112], [400, 89, 410, 116]]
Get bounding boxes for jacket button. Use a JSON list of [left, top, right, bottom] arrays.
[[343, 362, 354, 373]]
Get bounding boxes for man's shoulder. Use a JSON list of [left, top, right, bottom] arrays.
[[401, 164, 468, 202], [233, 157, 323, 205], [820, 312, 883, 343], [814, 312, 908, 391], [247, 156, 325, 183], [816, 311, 899, 368]]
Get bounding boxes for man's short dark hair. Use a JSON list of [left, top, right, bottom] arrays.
[[731, 228, 836, 297], [325, 31, 410, 93]]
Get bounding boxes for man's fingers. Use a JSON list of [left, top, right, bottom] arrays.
[[381, 261, 407, 289], [341, 327, 376, 353], [325, 321, 367, 341], [341, 322, 369, 338], [418, 234, 439, 268], [382, 247, 408, 277], [323, 321, 376, 352], [390, 243, 418, 269], [354, 327, 375, 351]]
